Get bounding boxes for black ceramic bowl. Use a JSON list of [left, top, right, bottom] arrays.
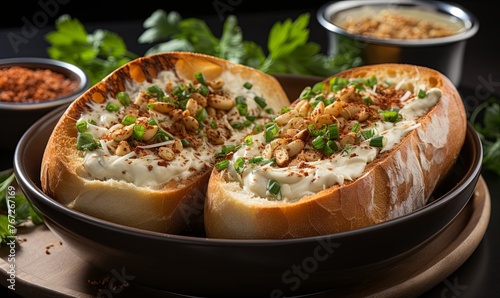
[[13, 85, 482, 297], [317, 0, 479, 86], [0, 57, 89, 151]]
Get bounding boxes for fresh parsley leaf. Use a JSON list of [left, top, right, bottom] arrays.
[[138, 10, 182, 44], [45, 14, 138, 85], [219, 15, 245, 64], [267, 13, 310, 60], [469, 97, 500, 175]]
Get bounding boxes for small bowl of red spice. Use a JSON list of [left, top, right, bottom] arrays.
[[0, 57, 89, 151]]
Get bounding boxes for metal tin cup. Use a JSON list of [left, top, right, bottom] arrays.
[[317, 0, 479, 86]]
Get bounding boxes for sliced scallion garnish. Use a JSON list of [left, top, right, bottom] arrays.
[[244, 135, 253, 146], [267, 179, 282, 200], [264, 122, 279, 142], [234, 157, 245, 174], [76, 121, 87, 132], [254, 96, 267, 108], [146, 85, 165, 100], [418, 89, 427, 99], [76, 133, 99, 151], [105, 102, 120, 112], [243, 82, 253, 89], [122, 115, 136, 126], [117, 91, 130, 106], [194, 72, 207, 86], [369, 135, 385, 148], [328, 124, 339, 139], [132, 124, 145, 140], [215, 159, 229, 170]]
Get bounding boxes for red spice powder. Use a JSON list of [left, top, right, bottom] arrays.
[[0, 66, 79, 103]]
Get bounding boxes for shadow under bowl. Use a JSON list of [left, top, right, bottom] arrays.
[[0, 57, 89, 151], [13, 90, 482, 297]]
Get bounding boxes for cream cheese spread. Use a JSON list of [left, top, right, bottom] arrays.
[[76, 69, 275, 188], [220, 77, 442, 202]]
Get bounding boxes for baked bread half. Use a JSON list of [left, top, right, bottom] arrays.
[[40, 52, 290, 234], [204, 63, 467, 239]]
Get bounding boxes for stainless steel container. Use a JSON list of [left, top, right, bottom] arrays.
[[317, 0, 479, 86]]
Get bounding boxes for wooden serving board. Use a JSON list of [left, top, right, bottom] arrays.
[[0, 176, 491, 298]]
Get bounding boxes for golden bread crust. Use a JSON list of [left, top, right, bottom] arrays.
[[204, 63, 467, 239], [40, 52, 290, 233]]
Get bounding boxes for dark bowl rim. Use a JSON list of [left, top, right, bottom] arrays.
[[0, 57, 89, 110], [317, 0, 480, 47], [13, 105, 483, 247]]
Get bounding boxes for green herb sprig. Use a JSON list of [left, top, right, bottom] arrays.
[[0, 172, 43, 249], [469, 97, 500, 175], [137, 10, 361, 77], [45, 15, 139, 85]]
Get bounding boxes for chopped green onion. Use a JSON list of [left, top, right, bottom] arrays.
[[235, 96, 246, 105], [280, 106, 291, 114], [381, 110, 401, 123], [197, 84, 209, 96], [146, 85, 165, 100], [364, 75, 378, 88], [105, 102, 120, 112], [329, 77, 349, 92], [362, 97, 374, 105], [267, 179, 282, 200], [369, 135, 385, 147], [323, 140, 338, 156], [148, 118, 157, 125], [245, 114, 259, 122], [132, 124, 145, 140], [154, 129, 172, 142], [122, 115, 136, 126], [311, 82, 327, 93], [194, 72, 207, 86], [351, 123, 360, 133], [418, 89, 427, 99], [75, 121, 87, 132], [299, 87, 314, 99], [76, 133, 99, 151], [312, 136, 326, 150], [196, 108, 208, 123], [234, 157, 245, 174], [244, 135, 253, 146], [360, 128, 377, 140], [308, 123, 326, 137], [210, 120, 217, 129], [328, 124, 339, 139], [248, 156, 263, 163], [181, 138, 190, 147], [264, 122, 279, 142], [117, 92, 130, 106], [215, 159, 229, 170], [254, 96, 267, 108], [243, 82, 253, 89], [231, 122, 243, 130], [254, 124, 263, 133], [237, 102, 248, 116]]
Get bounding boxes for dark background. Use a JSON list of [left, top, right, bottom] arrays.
[[1, 1, 499, 297], [0, 0, 497, 93]]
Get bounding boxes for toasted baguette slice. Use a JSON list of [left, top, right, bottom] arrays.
[[40, 52, 290, 234], [204, 63, 467, 239]]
